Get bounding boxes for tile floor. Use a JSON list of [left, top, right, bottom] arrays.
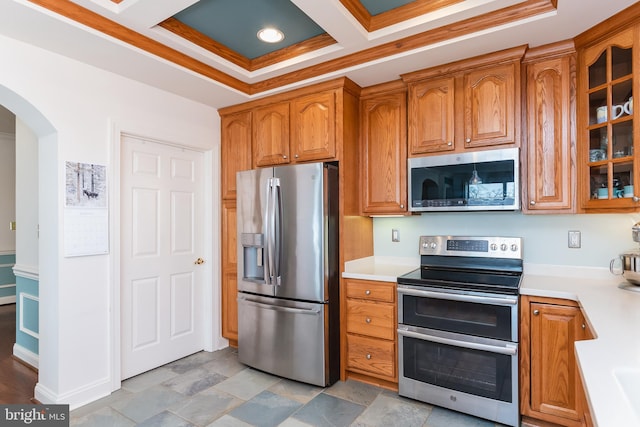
[[70, 347, 511, 427]]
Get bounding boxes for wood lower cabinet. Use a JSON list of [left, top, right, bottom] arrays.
[[342, 278, 397, 389], [520, 295, 593, 426], [359, 81, 408, 215], [220, 200, 239, 345], [523, 41, 576, 213], [219, 112, 252, 346]]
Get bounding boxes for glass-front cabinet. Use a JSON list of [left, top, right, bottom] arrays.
[[579, 27, 638, 210]]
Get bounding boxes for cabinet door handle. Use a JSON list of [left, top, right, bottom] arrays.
[[294, 154, 299, 158], [283, 155, 288, 159], [530, 200, 536, 206], [465, 138, 471, 143], [400, 204, 404, 209], [366, 354, 372, 360], [533, 309, 540, 315], [447, 141, 453, 146], [365, 290, 371, 295], [365, 318, 371, 324], [582, 323, 586, 329]]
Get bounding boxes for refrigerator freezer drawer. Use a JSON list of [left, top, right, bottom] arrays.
[[237, 293, 329, 387]]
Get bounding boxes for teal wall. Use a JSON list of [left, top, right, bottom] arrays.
[[0, 254, 16, 302], [373, 212, 639, 268], [15, 275, 38, 355]]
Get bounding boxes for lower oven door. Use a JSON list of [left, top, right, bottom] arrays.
[[398, 325, 519, 427]]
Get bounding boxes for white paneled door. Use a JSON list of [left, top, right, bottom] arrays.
[[121, 135, 204, 379]]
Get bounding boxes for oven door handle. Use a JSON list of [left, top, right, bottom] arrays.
[[397, 286, 518, 305], [397, 327, 518, 356]]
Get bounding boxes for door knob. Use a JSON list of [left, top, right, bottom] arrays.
[[194, 258, 205, 265]]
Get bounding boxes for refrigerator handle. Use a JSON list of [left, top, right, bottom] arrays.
[[264, 178, 274, 286], [273, 177, 282, 286]]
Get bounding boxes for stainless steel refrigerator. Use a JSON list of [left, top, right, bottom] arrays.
[[236, 162, 340, 387]]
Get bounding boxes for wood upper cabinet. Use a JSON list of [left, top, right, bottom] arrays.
[[290, 90, 336, 163], [520, 295, 592, 426], [463, 63, 516, 149], [408, 77, 455, 154], [252, 102, 290, 167], [402, 45, 524, 155], [241, 85, 347, 168], [576, 23, 639, 212], [360, 81, 408, 215], [523, 41, 577, 213], [220, 111, 252, 200]]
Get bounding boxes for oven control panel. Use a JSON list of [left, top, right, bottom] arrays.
[[419, 235, 522, 259]]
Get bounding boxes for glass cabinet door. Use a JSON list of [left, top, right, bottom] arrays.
[[584, 30, 636, 207]]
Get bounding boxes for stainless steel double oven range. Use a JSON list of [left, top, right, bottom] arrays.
[[397, 235, 522, 427]]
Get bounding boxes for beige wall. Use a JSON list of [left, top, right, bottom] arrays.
[[0, 105, 14, 134]]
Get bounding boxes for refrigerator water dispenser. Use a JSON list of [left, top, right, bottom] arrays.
[[241, 232, 264, 282]]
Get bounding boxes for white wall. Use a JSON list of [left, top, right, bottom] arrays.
[[0, 131, 15, 253], [0, 32, 221, 408], [373, 212, 640, 268], [15, 119, 38, 269]]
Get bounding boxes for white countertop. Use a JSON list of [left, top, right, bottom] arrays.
[[343, 257, 640, 427], [343, 256, 418, 282]]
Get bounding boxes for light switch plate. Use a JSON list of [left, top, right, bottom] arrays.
[[9, 221, 16, 231], [392, 229, 400, 242], [568, 230, 581, 248]]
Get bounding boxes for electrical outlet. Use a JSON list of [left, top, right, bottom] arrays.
[[392, 229, 400, 242], [568, 230, 581, 248]]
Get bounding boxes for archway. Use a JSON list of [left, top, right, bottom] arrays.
[[0, 84, 57, 403]]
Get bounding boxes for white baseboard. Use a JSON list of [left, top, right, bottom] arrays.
[[0, 294, 16, 305], [35, 376, 112, 410], [13, 343, 38, 369]]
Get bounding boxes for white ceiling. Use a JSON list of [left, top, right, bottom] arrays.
[[0, 0, 637, 110]]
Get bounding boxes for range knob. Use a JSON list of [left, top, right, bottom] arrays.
[[511, 244, 519, 252], [430, 242, 437, 249], [500, 243, 508, 252], [490, 243, 498, 251]]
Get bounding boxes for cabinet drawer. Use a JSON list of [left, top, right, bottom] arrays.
[[346, 300, 395, 340], [345, 279, 395, 303], [346, 334, 396, 379]]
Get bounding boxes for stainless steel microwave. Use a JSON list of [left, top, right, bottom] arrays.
[[408, 147, 520, 212]]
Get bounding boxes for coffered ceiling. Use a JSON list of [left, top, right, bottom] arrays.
[[0, 0, 638, 109]]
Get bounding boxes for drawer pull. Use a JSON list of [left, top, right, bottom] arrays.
[[533, 309, 540, 316], [365, 290, 371, 295], [365, 318, 371, 324], [366, 354, 372, 360]]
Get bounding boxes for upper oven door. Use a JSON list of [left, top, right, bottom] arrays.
[[398, 285, 518, 342], [408, 147, 520, 212]]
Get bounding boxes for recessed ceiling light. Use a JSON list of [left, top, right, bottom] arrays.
[[257, 27, 284, 43]]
